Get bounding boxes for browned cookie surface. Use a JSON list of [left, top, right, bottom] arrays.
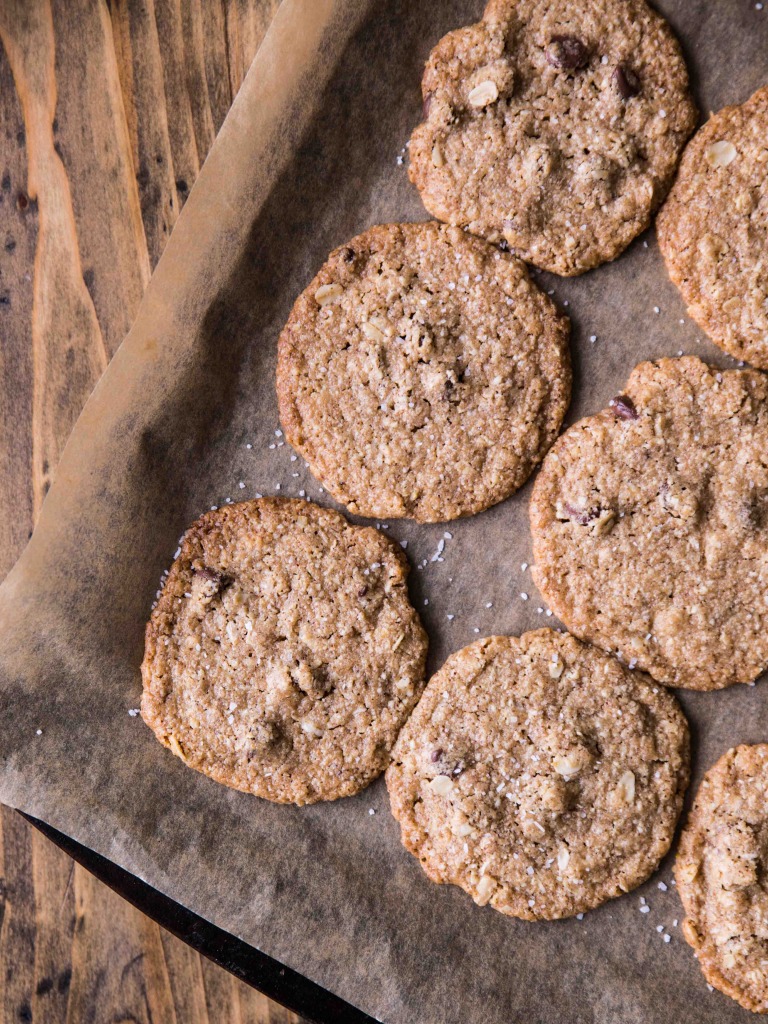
[[658, 85, 768, 369], [676, 745, 768, 1014], [531, 357, 768, 691], [277, 222, 570, 523], [141, 498, 427, 804], [408, 0, 696, 276], [387, 629, 689, 920]]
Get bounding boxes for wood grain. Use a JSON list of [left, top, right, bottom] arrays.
[[0, 1, 299, 1021]]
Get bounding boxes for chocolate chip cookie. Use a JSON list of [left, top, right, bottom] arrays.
[[658, 85, 768, 369], [141, 498, 428, 804], [408, 0, 697, 276], [530, 356, 768, 691], [386, 629, 689, 920], [676, 745, 768, 1013], [277, 222, 570, 523]]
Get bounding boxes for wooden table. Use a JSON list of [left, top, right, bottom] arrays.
[[0, 2, 315, 1020]]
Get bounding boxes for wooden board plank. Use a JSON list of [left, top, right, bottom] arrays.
[[0, 0, 108, 516], [0, 806, 36, 1024], [151, 0, 203, 211], [48, 0, 151, 353], [107, 0, 179, 270], [30, 831, 75, 1024], [0, 37, 35, 581]]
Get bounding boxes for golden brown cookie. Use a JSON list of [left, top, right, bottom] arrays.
[[277, 222, 570, 523], [408, 0, 696, 275], [387, 629, 689, 920], [530, 357, 768, 691], [676, 745, 768, 1014], [141, 498, 428, 804], [658, 85, 768, 369]]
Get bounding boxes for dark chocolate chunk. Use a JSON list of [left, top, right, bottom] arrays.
[[613, 64, 641, 100], [609, 395, 639, 421], [545, 35, 589, 71], [563, 502, 597, 526]]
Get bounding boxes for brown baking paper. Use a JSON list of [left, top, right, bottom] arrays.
[[2, 1, 768, 1020]]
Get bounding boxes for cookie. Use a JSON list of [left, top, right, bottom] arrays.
[[408, 0, 697, 276], [530, 356, 768, 691], [676, 745, 768, 1013], [387, 629, 689, 921], [658, 85, 768, 369], [277, 222, 570, 523], [141, 498, 428, 805]]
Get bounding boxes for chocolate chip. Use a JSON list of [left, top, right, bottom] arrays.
[[563, 502, 596, 526], [613, 64, 641, 100], [195, 566, 223, 584], [193, 566, 233, 598], [609, 395, 639, 421], [545, 35, 589, 71], [342, 247, 355, 263], [423, 93, 433, 119], [430, 748, 443, 762], [498, 238, 510, 252], [358, 585, 368, 597]]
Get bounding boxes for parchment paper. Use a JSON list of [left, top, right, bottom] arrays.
[[2, 1, 768, 1020]]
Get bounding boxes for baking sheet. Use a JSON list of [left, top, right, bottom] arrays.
[[2, 0, 768, 1020]]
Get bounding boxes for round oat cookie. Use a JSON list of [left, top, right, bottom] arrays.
[[277, 222, 570, 524], [408, 0, 697, 276], [141, 498, 428, 805], [676, 745, 768, 1013], [530, 356, 768, 691], [658, 85, 768, 370], [386, 630, 689, 921]]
